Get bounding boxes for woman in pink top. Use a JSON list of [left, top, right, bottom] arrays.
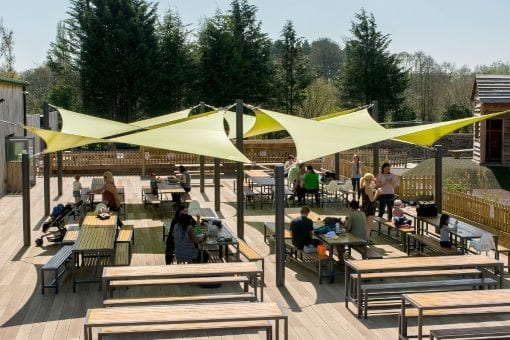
[[375, 162, 399, 219]]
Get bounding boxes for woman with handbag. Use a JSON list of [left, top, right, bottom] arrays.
[[360, 173, 381, 243]]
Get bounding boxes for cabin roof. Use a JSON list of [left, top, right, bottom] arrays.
[[472, 74, 510, 103]]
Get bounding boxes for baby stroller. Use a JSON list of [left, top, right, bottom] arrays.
[[35, 203, 74, 247]]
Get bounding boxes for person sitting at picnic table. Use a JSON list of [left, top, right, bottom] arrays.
[[179, 165, 191, 192], [298, 165, 320, 206], [290, 206, 320, 251], [336, 200, 367, 261], [165, 205, 195, 264], [439, 213, 453, 248], [149, 172, 159, 195], [173, 213, 209, 263], [92, 171, 123, 227], [283, 154, 296, 177], [288, 161, 302, 190], [392, 199, 412, 227]]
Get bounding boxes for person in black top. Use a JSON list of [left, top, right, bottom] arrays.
[[165, 205, 196, 264], [290, 206, 319, 250]]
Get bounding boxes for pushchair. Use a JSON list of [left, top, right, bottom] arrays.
[[35, 203, 74, 247]]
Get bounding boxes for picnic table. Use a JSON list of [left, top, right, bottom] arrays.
[[345, 255, 504, 318], [157, 182, 185, 201], [72, 215, 117, 292], [84, 302, 287, 340], [400, 289, 510, 339], [188, 207, 218, 219], [81, 211, 118, 227], [317, 232, 367, 284], [285, 208, 321, 223], [102, 262, 263, 301]]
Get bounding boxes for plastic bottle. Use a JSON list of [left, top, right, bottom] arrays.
[[335, 222, 340, 234]]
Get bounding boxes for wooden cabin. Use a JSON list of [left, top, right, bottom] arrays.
[[0, 76, 29, 195], [471, 74, 510, 166]]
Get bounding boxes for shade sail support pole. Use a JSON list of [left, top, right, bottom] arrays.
[[199, 102, 205, 193], [236, 99, 244, 240], [43, 102, 50, 217], [275, 165, 285, 287], [435, 144, 443, 213], [371, 100, 379, 176]]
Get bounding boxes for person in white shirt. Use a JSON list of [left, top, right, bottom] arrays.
[[439, 213, 453, 247]]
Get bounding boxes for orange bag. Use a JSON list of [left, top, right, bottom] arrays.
[[317, 244, 327, 256]]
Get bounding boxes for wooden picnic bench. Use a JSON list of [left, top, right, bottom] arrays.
[[97, 320, 273, 340], [263, 222, 292, 243], [406, 233, 461, 256], [429, 325, 510, 340], [102, 262, 263, 301], [374, 216, 414, 246], [84, 302, 288, 340], [116, 224, 134, 256], [399, 289, 510, 340], [345, 255, 504, 318], [361, 276, 497, 318], [141, 186, 160, 208], [449, 148, 473, 159], [284, 239, 329, 283], [41, 245, 74, 294]]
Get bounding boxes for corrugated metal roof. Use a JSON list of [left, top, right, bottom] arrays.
[[472, 74, 510, 103]]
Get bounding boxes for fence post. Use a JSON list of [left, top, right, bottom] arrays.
[[435, 145, 442, 213]]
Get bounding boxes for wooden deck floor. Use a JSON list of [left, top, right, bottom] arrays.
[[0, 175, 509, 339]]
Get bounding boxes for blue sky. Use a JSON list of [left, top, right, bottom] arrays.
[[2, 0, 510, 72]]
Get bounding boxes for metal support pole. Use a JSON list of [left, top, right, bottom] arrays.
[[22, 152, 31, 246], [57, 151, 63, 197], [43, 102, 50, 216], [199, 102, 205, 193], [236, 99, 245, 240], [214, 158, 221, 212], [371, 100, 379, 176], [334, 153, 340, 179], [275, 165, 285, 287], [434, 145, 443, 213]]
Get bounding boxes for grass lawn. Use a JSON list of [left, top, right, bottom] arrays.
[[404, 157, 510, 191]]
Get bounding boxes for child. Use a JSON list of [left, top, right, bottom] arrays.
[[149, 173, 159, 195], [439, 213, 452, 248], [72, 175, 82, 203], [392, 199, 412, 227]]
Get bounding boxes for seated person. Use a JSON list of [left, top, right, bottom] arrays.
[[337, 200, 367, 259], [439, 213, 453, 248], [301, 165, 320, 205], [149, 173, 159, 195], [173, 214, 208, 263], [290, 206, 320, 251], [92, 171, 122, 227], [392, 199, 412, 227]]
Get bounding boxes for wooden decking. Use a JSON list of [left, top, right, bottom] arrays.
[[0, 175, 509, 339]]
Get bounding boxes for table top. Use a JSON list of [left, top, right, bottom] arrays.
[[82, 212, 118, 228], [244, 169, 271, 178], [264, 222, 292, 238], [420, 215, 495, 240], [251, 176, 275, 186], [103, 262, 261, 279], [346, 254, 502, 272], [85, 302, 283, 326], [188, 207, 218, 219], [75, 227, 116, 252], [403, 289, 510, 310], [157, 182, 185, 193], [286, 209, 321, 222], [317, 232, 367, 247]]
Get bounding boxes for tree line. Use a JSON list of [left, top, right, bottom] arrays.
[[1, 0, 509, 128]]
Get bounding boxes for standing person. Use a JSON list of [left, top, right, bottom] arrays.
[[375, 162, 399, 219], [284, 154, 296, 177], [173, 214, 209, 263], [178, 165, 191, 202], [290, 206, 320, 250], [287, 160, 301, 189], [439, 213, 453, 248], [360, 173, 381, 243], [294, 163, 307, 204], [92, 171, 122, 227], [350, 154, 362, 200], [72, 175, 82, 203], [165, 205, 194, 264]]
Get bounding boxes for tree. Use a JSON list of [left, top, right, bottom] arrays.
[[68, 0, 159, 122], [21, 66, 56, 115], [274, 21, 310, 115], [300, 77, 339, 118], [339, 9, 408, 122], [146, 9, 195, 114], [0, 19, 15, 78], [441, 103, 472, 132], [308, 38, 344, 80], [46, 21, 81, 110]]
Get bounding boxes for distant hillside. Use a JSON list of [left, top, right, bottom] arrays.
[[403, 157, 510, 191]]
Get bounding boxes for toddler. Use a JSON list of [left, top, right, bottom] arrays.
[[392, 199, 412, 227]]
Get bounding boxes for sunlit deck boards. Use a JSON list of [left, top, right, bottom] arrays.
[[0, 175, 508, 339]]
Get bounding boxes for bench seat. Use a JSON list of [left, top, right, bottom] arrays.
[[351, 245, 384, 259], [98, 320, 272, 340], [285, 239, 329, 284], [407, 233, 461, 256], [243, 186, 256, 208], [116, 225, 134, 256], [41, 245, 74, 294], [142, 186, 161, 208], [103, 292, 256, 307], [361, 277, 498, 318], [114, 243, 130, 266], [109, 275, 249, 290], [62, 230, 79, 245], [429, 325, 510, 340]]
